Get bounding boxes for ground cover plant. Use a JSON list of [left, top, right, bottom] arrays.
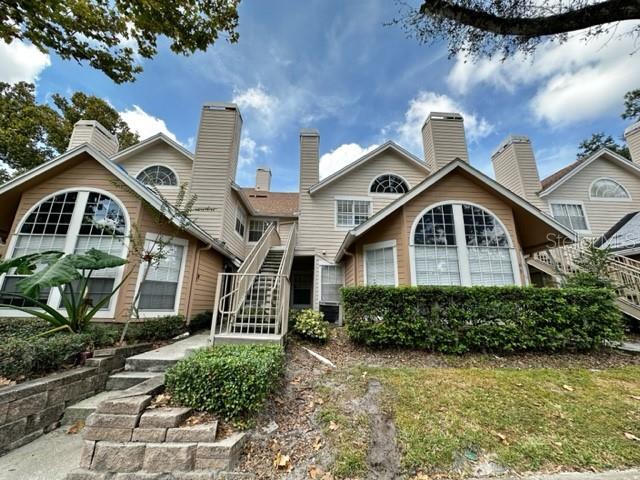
[[292, 309, 330, 343]]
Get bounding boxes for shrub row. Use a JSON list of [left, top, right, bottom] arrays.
[[342, 286, 624, 353], [165, 344, 285, 420]]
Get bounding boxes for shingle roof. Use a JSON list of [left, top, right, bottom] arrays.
[[240, 188, 299, 217], [539, 158, 584, 190]]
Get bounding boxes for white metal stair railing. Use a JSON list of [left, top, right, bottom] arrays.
[[529, 241, 640, 314]]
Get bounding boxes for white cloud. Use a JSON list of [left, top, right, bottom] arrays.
[[236, 131, 271, 185], [0, 40, 51, 84], [119, 105, 177, 142], [319, 143, 379, 179], [232, 85, 279, 133], [390, 91, 494, 154], [447, 22, 640, 126]]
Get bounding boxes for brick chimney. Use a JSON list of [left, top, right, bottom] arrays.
[[67, 120, 119, 157], [421, 112, 469, 171], [189, 102, 242, 238], [255, 167, 272, 191], [492, 135, 544, 208], [624, 121, 640, 163]]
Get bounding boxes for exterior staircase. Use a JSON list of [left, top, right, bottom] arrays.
[[528, 242, 640, 320]]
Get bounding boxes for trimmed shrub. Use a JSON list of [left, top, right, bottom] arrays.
[[0, 333, 93, 380], [126, 315, 186, 343], [86, 323, 121, 347], [188, 310, 213, 334], [0, 318, 51, 341], [293, 309, 330, 343], [342, 286, 624, 353], [165, 344, 285, 420]]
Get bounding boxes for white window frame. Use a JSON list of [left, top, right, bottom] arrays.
[[0, 188, 130, 319], [588, 177, 632, 202], [234, 205, 247, 239], [409, 201, 521, 287], [132, 233, 189, 318], [368, 172, 411, 196], [247, 218, 275, 243], [334, 196, 372, 230], [363, 240, 398, 286], [135, 164, 180, 187], [319, 262, 344, 305], [548, 200, 591, 234]]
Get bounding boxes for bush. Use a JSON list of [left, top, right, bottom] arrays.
[[342, 286, 624, 353], [126, 315, 186, 343], [0, 318, 51, 340], [86, 323, 121, 348], [0, 333, 93, 380], [188, 311, 213, 334], [293, 309, 330, 343], [165, 344, 285, 420]]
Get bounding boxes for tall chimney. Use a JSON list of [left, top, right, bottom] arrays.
[[190, 102, 242, 238], [421, 112, 469, 171], [255, 167, 272, 191], [67, 120, 119, 157], [492, 135, 544, 208], [624, 121, 640, 163], [297, 129, 320, 253]]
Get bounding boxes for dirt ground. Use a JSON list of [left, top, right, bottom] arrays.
[[235, 328, 640, 479]]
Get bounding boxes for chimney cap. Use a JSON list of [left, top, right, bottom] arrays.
[[257, 166, 271, 172], [73, 120, 117, 141], [300, 128, 319, 137], [422, 112, 464, 130], [491, 135, 531, 159], [624, 121, 640, 137]]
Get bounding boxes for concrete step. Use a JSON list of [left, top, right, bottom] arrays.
[[63, 390, 127, 424], [106, 371, 164, 391], [124, 357, 180, 372], [213, 333, 283, 345], [124, 333, 209, 372]]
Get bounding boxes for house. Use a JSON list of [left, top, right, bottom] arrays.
[[0, 106, 576, 342]]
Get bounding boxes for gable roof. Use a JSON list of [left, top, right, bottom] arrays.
[[539, 148, 637, 196], [239, 188, 298, 217], [110, 133, 193, 163], [0, 144, 236, 261], [308, 141, 429, 194], [596, 211, 640, 253], [335, 158, 576, 262]]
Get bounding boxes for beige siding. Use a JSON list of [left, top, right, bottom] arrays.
[[221, 190, 248, 258], [187, 247, 224, 318], [116, 142, 193, 205], [349, 171, 527, 286], [625, 122, 640, 163], [298, 131, 320, 256], [422, 114, 468, 171], [542, 158, 640, 237], [492, 137, 544, 209], [68, 121, 119, 157], [297, 149, 429, 258]]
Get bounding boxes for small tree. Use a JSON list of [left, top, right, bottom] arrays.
[[562, 241, 614, 289]]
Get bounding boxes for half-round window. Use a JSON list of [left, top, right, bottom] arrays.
[[590, 178, 630, 199], [137, 166, 178, 186], [412, 203, 516, 286], [370, 174, 408, 194]]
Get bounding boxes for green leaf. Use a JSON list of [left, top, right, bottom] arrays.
[[69, 248, 128, 270], [0, 251, 64, 275], [16, 255, 81, 298]]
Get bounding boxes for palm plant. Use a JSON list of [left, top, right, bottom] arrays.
[[0, 248, 129, 333]]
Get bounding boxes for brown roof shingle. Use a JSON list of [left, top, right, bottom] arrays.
[[539, 158, 584, 190], [240, 188, 299, 217]]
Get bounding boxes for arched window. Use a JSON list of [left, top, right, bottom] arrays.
[[370, 174, 409, 194], [412, 203, 517, 286], [136, 165, 178, 186], [590, 178, 630, 199], [0, 190, 128, 311]]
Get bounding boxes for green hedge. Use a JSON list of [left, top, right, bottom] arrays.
[[187, 311, 213, 334], [126, 315, 186, 343], [342, 286, 624, 353], [165, 344, 285, 420], [0, 318, 51, 341]]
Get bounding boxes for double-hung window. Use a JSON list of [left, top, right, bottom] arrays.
[[235, 207, 246, 238], [336, 199, 371, 228], [364, 241, 397, 286], [320, 265, 343, 304], [550, 203, 589, 232], [248, 219, 269, 242]]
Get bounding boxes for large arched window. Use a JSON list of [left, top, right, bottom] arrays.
[[590, 178, 630, 200], [0, 190, 128, 312], [412, 203, 517, 286], [370, 174, 409, 194], [136, 165, 178, 186]]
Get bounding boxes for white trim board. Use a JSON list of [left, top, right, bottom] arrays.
[[111, 133, 194, 163]]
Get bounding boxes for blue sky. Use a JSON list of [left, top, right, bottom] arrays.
[[2, 1, 639, 192]]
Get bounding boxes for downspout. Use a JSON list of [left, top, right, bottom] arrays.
[[185, 243, 213, 323]]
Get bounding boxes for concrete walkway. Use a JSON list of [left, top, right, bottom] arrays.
[[618, 340, 640, 354], [474, 470, 640, 480], [124, 333, 209, 371]]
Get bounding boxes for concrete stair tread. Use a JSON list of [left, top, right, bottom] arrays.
[[63, 390, 127, 424]]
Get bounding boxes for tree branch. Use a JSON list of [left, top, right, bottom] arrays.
[[419, 0, 640, 37]]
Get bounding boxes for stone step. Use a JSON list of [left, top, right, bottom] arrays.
[[63, 390, 127, 424], [124, 357, 180, 372], [106, 371, 164, 391], [213, 333, 283, 345]]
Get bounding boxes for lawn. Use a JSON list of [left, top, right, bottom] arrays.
[[317, 365, 640, 478]]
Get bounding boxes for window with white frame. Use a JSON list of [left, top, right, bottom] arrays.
[[320, 264, 343, 304], [248, 219, 270, 242], [0, 190, 127, 310], [137, 237, 186, 312], [235, 207, 246, 238], [590, 178, 630, 200], [136, 165, 178, 186], [370, 174, 409, 194], [364, 241, 397, 286], [336, 199, 371, 227], [412, 203, 517, 286], [550, 203, 589, 231]]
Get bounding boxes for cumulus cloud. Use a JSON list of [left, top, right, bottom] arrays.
[[119, 105, 178, 142], [390, 91, 494, 154], [232, 85, 279, 133], [447, 22, 640, 126], [0, 40, 51, 84], [319, 143, 379, 179]]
